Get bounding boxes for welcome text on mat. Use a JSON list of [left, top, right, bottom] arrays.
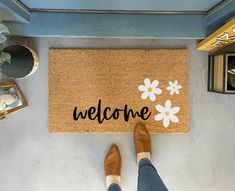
[[73, 99, 151, 123]]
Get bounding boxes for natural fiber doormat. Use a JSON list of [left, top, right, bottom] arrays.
[[49, 49, 189, 134]]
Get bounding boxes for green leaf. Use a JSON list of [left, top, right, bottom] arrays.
[[231, 69, 235, 74], [229, 74, 235, 88], [2, 52, 11, 63], [0, 23, 9, 34], [0, 87, 4, 95], [0, 51, 11, 67], [0, 52, 3, 65], [0, 34, 7, 44]]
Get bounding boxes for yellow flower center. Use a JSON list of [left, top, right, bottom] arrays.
[[165, 111, 170, 116], [147, 87, 153, 92]]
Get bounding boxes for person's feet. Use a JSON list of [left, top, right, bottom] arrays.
[[134, 123, 151, 163], [103, 123, 151, 187], [104, 144, 122, 188]]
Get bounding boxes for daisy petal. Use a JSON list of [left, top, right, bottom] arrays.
[[170, 90, 174, 95], [165, 100, 172, 110], [153, 88, 162, 95], [163, 117, 170, 128], [166, 86, 171, 91], [141, 92, 148, 100], [174, 80, 178, 86], [156, 104, 165, 112], [178, 85, 182, 89], [169, 81, 174, 86], [175, 89, 179, 94], [138, 85, 147, 91], [149, 93, 156, 102], [170, 114, 179, 123], [171, 106, 180, 114], [144, 78, 151, 86], [152, 80, 159, 88], [154, 114, 164, 121]]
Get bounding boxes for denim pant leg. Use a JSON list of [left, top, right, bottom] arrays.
[[138, 159, 168, 191], [107, 184, 122, 191]]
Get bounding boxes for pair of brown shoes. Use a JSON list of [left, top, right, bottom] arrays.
[[104, 123, 151, 177]]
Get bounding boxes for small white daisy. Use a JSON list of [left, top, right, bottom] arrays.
[[154, 100, 180, 128], [166, 80, 182, 95], [138, 78, 162, 102]]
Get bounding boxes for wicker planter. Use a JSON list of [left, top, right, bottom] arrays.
[[2, 45, 39, 79]]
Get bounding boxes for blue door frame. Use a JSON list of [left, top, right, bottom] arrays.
[[0, 0, 235, 39]]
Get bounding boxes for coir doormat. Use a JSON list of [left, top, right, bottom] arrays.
[[49, 49, 189, 134]]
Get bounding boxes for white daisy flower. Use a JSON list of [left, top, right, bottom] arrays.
[[138, 78, 162, 102], [154, 100, 180, 128], [166, 80, 182, 95]]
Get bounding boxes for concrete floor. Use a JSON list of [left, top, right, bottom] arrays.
[[0, 37, 235, 191]]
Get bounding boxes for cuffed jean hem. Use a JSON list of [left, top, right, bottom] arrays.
[[138, 158, 154, 168], [107, 183, 121, 191]]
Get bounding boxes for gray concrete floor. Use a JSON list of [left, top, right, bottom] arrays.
[[0, 37, 235, 191]]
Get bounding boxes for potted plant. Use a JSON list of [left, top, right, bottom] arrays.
[[227, 55, 235, 90], [0, 21, 27, 119], [0, 21, 39, 79], [228, 69, 235, 89], [0, 21, 11, 75]]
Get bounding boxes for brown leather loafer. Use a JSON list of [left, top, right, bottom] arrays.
[[134, 123, 151, 155], [104, 144, 122, 177]]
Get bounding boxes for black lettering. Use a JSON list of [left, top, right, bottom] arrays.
[[73, 107, 87, 120], [97, 99, 103, 123], [140, 107, 151, 120], [73, 100, 151, 123], [88, 107, 97, 120], [109, 109, 121, 119], [124, 104, 141, 121]]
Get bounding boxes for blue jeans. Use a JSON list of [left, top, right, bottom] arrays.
[[107, 159, 168, 191]]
